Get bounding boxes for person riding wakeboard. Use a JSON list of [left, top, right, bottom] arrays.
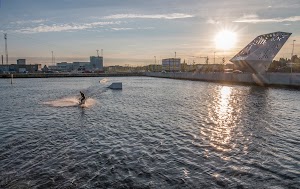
[[79, 91, 86, 105]]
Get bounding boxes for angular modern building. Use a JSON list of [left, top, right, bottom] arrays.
[[230, 32, 292, 73]]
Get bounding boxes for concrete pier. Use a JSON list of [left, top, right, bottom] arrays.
[[145, 72, 300, 88], [2, 72, 300, 88]]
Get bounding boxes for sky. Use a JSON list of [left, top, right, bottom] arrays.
[[0, 0, 300, 66]]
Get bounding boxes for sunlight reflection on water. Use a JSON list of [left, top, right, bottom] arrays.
[[206, 86, 243, 152]]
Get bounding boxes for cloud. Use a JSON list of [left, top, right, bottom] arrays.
[[103, 13, 194, 20], [111, 28, 134, 31], [233, 16, 300, 23], [17, 21, 120, 33], [84, 21, 121, 27], [111, 27, 154, 31], [241, 14, 258, 19], [18, 24, 88, 33], [207, 14, 259, 24], [14, 19, 48, 25], [206, 19, 220, 24]]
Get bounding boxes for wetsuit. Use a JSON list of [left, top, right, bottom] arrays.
[[80, 92, 86, 103]]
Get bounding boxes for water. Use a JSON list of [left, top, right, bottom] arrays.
[[0, 77, 299, 189]]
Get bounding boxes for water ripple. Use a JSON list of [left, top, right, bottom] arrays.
[[0, 77, 299, 188]]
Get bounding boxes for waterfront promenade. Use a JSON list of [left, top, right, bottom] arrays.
[[146, 72, 300, 88]]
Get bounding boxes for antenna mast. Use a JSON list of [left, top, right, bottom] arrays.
[[4, 33, 8, 64], [51, 51, 54, 65]]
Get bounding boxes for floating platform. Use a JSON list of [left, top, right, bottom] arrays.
[[108, 82, 122, 90]]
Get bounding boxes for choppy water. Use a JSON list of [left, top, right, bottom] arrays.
[[0, 77, 299, 189]]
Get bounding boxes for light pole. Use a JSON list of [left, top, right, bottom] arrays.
[[291, 40, 296, 58], [51, 51, 54, 65], [4, 33, 8, 65], [291, 40, 296, 73], [214, 51, 216, 64], [154, 56, 156, 72]]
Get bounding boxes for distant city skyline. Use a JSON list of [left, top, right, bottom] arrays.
[[0, 0, 299, 66]]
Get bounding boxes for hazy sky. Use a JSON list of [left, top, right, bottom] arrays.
[[0, 0, 299, 66]]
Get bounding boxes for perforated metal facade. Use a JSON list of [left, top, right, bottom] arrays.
[[230, 32, 292, 73]]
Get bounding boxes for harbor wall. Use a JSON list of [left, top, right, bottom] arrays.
[[145, 72, 300, 87], [3, 72, 300, 88], [0, 72, 144, 78]]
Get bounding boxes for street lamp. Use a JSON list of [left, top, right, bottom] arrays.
[[51, 51, 54, 65], [292, 40, 296, 58], [291, 40, 296, 73], [154, 56, 156, 72], [214, 51, 216, 64]]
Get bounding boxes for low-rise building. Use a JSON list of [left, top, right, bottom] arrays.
[[57, 62, 73, 72], [72, 62, 90, 72], [162, 58, 181, 72], [46, 55, 104, 73], [17, 59, 26, 65], [90, 56, 103, 71], [0, 64, 41, 73]]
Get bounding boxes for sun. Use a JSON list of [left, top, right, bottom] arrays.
[[214, 30, 237, 50]]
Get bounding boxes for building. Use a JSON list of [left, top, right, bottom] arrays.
[[0, 58, 41, 73], [90, 56, 104, 71], [108, 65, 128, 73], [17, 59, 26, 65], [162, 58, 181, 72], [0, 64, 41, 73], [45, 55, 104, 73], [72, 62, 90, 72], [196, 64, 224, 72], [57, 62, 73, 72], [230, 32, 291, 73], [0, 65, 9, 73]]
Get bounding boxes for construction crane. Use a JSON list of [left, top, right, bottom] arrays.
[[189, 56, 209, 64]]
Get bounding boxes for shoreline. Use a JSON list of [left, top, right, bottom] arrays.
[[0, 72, 144, 78], [2, 72, 300, 89], [145, 72, 300, 89]]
